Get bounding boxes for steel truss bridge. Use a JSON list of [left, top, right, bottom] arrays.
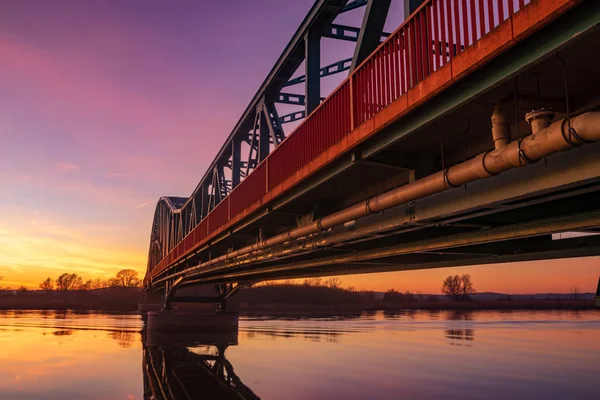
[[144, 0, 600, 306]]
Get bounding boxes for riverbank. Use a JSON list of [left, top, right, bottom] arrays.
[[236, 299, 596, 317], [1, 285, 595, 313], [0, 287, 142, 311]]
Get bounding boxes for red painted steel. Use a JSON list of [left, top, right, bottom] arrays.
[[498, 0, 506, 22], [420, 10, 427, 79], [452, 0, 461, 57], [268, 81, 351, 190], [461, 0, 469, 47], [208, 197, 230, 233], [487, 0, 494, 33], [150, 0, 540, 279], [470, 0, 477, 43], [230, 162, 266, 217], [432, 1, 439, 70], [478, 0, 485, 38]]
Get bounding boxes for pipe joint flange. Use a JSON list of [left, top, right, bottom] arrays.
[[560, 119, 591, 147], [365, 198, 377, 214], [517, 138, 535, 165], [525, 108, 555, 124], [316, 219, 326, 232], [480, 151, 497, 177], [443, 168, 459, 188]]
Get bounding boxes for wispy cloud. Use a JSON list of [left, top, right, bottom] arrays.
[[108, 172, 138, 179], [0, 264, 24, 273], [55, 162, 78, 172], [136, 200, 152, 209]]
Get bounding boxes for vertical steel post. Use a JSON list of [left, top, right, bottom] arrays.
[[258, 107, 270, 162], [304, 29, 321, 115], [200, 182, 209, 219], [231, 137, 242, 188], [404, 0, 426, 15], [351, 0, 392, 72]]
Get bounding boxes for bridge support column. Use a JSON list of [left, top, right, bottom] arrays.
[[138, 290, 163, 313], [146, 282, 240, 331], [596, 278, 600, 308], [146, 310, 238, 331]]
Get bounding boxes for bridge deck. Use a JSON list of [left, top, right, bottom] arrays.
[[145, 0, 597, 287]]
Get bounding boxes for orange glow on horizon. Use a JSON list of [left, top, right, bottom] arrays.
[[1, 205, 598, 293]]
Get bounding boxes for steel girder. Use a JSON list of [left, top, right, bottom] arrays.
[[145, 0, 408, 276], [145, 0, 600, 287]]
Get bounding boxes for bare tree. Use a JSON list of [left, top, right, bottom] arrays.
[[442, 274, 475, 300], [303, 278, 322, 287], [383, 289, 403, 302], [56, 273, 83, 291], [324, 277, 342, 289], [40, 278, 55, 291], [459, 274, 475, 298], [570, 286, 581, 300], [442, 275, 461, 299], [89, 278, 107, 290], [109, 269, 141, 288]]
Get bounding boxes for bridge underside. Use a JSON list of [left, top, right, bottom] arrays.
[[146, 1, 600, 298]]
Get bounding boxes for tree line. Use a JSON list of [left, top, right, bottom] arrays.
[[39, 269, 142, 291]]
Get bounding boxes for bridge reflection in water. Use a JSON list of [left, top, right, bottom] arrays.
[[142, 329, 260, 400]]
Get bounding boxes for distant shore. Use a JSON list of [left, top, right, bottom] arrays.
[[0, 287, 142, 311], [1, 285, 596, 313], [236, 299, 597, 317]]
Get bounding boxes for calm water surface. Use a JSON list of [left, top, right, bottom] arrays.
[[0, 310, 599, 399]]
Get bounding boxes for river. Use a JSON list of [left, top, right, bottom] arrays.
[[0, 310, 599, 399]]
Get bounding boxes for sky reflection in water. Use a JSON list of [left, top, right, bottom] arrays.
[[0, 310, 599, 400]]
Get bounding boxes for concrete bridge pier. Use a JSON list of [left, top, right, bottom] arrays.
[[146, 309, 238, 331], [138, 289, 163, 313], [144, 282, 240, 331]]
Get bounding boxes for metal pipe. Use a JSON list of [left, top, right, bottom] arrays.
[[491, 96, 513, 149], [526, 109, 555, 135], [491, 95, 565, 150], [153, 111, 600, 284], [188, 210, 600, 283]]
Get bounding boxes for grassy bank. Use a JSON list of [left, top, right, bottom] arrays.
[[0, 287, 142, 311], [1, 284, 596, 313], [234, 299, 596, 316], [229, 284, 596, 315]]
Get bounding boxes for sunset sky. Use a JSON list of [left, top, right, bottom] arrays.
[[1, 0, 598, 293]]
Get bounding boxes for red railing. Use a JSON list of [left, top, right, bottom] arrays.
[[151, 0, 537, 278], [268, 80, 351, 190], [354, 0, 530, 126], [230, 162, 267, 216], [208, 197, 230, 233]]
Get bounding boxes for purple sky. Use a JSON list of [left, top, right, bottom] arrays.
[[0, 0, 598, 292]]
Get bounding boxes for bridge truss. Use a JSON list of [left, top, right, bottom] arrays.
[[147, 0, 403, 278], [144, 0, 600, 305]]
